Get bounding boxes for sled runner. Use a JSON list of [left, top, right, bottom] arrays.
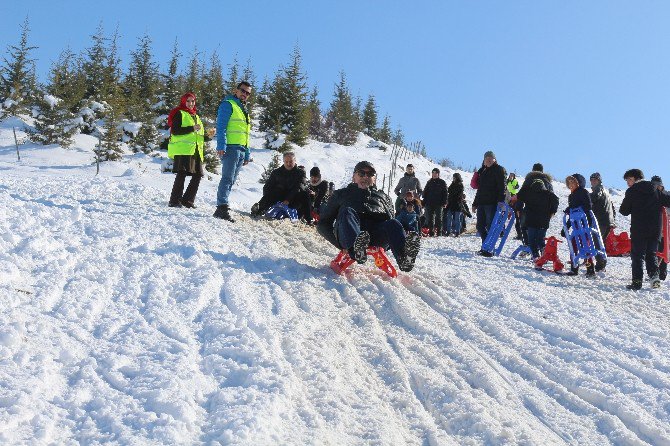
[[657, 208, 670, 263], [510, 244, 532, 259], [563, 207, 607, 268], [265, 202, 299, 222], [330, 247, 398, 278], [605, 230, 632, 257], [480, 202, 516, 256]]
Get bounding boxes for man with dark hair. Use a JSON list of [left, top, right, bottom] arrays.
[[473, 150, 506, 251], [422, 168, 448, 236], [250, 152, 312, 222], [307, 166, 332, 217], [393, 163, 423, 213], [214, 81, 253, 222], [620, 168, 670, 290], [589, 172, 615, 241], [317, 161, 421, 272]]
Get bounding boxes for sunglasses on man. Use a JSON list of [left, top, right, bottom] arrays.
[[356, 170, 376, 177]]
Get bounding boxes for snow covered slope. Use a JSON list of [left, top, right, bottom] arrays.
[[1, 119, 669, 445]]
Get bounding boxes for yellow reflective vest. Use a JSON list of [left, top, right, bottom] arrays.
[[507, 178, 519, 195], [167, 110, 205, 160], [225, 99, 250, 147]]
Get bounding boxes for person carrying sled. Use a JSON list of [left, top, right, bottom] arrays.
[[516, 177, 559, 260], [564, 173, 605, 276], [167, 92, 205, 208], [317, 161, 421, 272], [307, 166, 332, 218], [422, 168, 448, 236], [473, 150, 506, 250], [214, 81, 253, 222], [250, 152, 312, 223], [619, 169, 670, 290], [589, 172, 616, 239], [393, 163, 423, 214]]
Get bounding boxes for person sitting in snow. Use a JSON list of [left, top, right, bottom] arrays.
[[619, 169, 670, 290], [317, 161, 421, 272], [397, 200, 420, 233], [250, 151, 312, 223], [307, 166, 332, 218]]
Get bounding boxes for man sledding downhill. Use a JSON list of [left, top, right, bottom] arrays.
[[317, 161, 421, 273]]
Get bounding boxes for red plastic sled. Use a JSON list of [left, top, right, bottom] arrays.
[[658, 208, 669, 263], [534, 236, 565, 272], [605, 230, 632, 257], [330, 246, 398, 278]]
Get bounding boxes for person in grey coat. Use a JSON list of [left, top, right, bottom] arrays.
[[394, 164, 423, 213], [589, 172, 616, 239]]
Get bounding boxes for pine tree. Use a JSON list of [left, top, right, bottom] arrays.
[[226, 55, 239, 95], [30, 92, 77, 148], [82, 23, 109, 101], [159, 38, 183, 116], [47, 48, 85, 114], [393, 126, 405, 147], [378, 114, 392, 144], [125, 32, 160, 121], [0, 17, 38, 116], [326, 71, 358, 145], [96, 93, 125, 161], [258, 70, 283, 134], [200, 51, 225, 120], [129, 108, 160, 153], [183, 49, 204, 99], [281, 46, 310, 146], [203, 139, 221, 174], [307, 86, 326, 141], [259, 152, 281, 184], [362, 94, 379, 138], [353, 94, 363, 133], [241, 58, 257, 114]]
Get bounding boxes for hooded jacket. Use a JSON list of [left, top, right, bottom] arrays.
[[394, 173, 423, 197], [446, 180, 465, 212], [518, 171, 554, 195], [473, 163, 506, 206], [590, 182, 615, 231], [565, 174, 591, 214], [620, 181, 670, 239], [517, 179, 559, 229], [422, 177, 448, 207], [317, 183, 396, 247]]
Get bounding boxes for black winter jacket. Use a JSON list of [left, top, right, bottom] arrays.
[[473, 163, 506, 206], [590, 183, 615, 231], [517, 179, 559, 229], [620, 181, 670, 239], [263, 166, 307, 203], [446, 181, 464, 212], [565, 174, 591, 214], [308, 180, 331, 211], [422, 178, 448, 208], [518, 171, 553, 195], [317, 183, 395, 247]]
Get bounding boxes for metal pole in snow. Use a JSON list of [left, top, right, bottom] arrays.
[[12, 127, 20, 161], [96, 135, 101, 175]]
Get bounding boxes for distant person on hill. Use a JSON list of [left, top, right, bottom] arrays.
[[473, 150, 506, 252], [317, 161, 421, 272], [620, 169, 670, 290], [307, 166, 332, 218], [651, 176, 668, 281], [167, 92, 205, 209], [422, 168, 448, 236], [444, 172, 465, 236], [394, 164, 423, 213], [589, 172, 616, 240], [214, 81, 253, 222], [250, 151, 312, 223]]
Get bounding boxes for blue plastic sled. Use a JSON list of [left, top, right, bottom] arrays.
[[481, 202, 516, 256], [265, 202, 299, 222], [562, 207, 607, 268], [511, 244, 532, 259]]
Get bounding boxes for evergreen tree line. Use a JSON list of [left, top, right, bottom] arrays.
[[1, 19, 408, 172]]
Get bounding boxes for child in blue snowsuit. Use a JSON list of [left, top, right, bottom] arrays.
[[397, 201, 420, 233]]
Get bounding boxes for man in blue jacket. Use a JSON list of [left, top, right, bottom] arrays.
[[213, 81, 252, 222]]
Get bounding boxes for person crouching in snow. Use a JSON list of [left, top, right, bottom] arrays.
[[307, 166, 332, 219], [317, 161, 421, 272], [397, 200, 420, 233], [619, 169, 670, 290], [563, 174, 602, 277], [516, 178, 559, 261]]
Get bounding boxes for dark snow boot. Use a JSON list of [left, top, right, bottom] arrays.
[[398, 231, 421, 272], [566, 266, 579, 276], [349, 231, 370, 264], [213, 205, 235, 222], [626, 280, 643, 291], [595, 257, 607, 272], [250, 202, 262, 218], [651, 274, 661, 289], [585, 262, 596, 278], [169, 201, 183, 208], [660, 262, 667, 281]]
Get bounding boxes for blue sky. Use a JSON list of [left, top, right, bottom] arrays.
[[2, 0, 669, 188]]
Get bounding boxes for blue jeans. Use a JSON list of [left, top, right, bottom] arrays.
[[476, 204, 497, 241], [526, 227, 547, 258], [336, 207, 406, 259], [216, 148, 246, 206], [444, 210, 462, 235]]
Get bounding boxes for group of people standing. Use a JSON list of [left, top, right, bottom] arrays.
[[163, 83, 670, 289]]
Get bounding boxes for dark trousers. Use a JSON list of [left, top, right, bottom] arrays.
[[258, 190, 313, 221], [170, 172, 201, 205], [336, 207, 406, 259], [526, 227, 547, 258], [424, 206, 443, 234], [631, 237, 659, 281], [476, 204, 497, 241]]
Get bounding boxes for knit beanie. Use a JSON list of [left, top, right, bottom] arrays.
[[309, 166, 320, 177], [532, 163, 543, 172]]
